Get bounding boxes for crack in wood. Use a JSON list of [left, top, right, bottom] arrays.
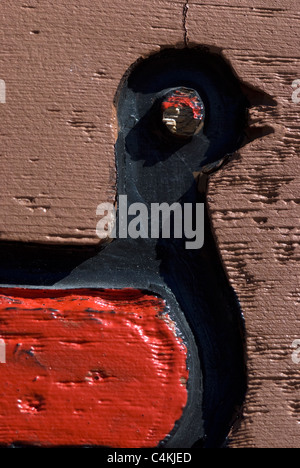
[[183, 0, 189, 46]]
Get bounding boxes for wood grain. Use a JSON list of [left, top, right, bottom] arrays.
[[0, 0, 183, 244], [0, 0, 299, 448], [186, 0, 300, 448]]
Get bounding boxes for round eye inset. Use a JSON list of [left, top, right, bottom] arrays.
[[161, 87, 205, 138]]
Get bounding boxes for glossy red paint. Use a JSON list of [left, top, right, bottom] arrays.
[[161, 90, 204, 120], [0, 288, 188, 447]]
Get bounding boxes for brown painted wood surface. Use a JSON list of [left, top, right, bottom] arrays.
[[0, 0, 299, 447]]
